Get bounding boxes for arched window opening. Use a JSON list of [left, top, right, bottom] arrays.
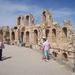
[[18, 17, 22, 25], [43, 11, 47, 22], [52, 29, 56, 42], [34, 30, 38, 45], [26, 16, 30, 26], [46, 29, 49, 39], [12, 32, 15, 40], [0, 30, 3, 39], [21, 32, 24, 42], [26, 31, 29, 43], [14, 27, 17, 29], [0, 30, 3, 34], [62, 27, 67, 42], [63, 53, 67, 58]]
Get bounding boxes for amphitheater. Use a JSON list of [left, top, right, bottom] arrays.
[[0, 9, 75, 63]]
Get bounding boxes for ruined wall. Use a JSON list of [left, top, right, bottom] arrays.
[[0, 9, 74, 50], [0, 9, 75, 61], [0, 26, 9, 43]]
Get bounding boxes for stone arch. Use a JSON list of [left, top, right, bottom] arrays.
[[41, 9, 52, 24], [34, 29, 38, 45], [21, 32, 24, 42], [26, 31, 30, 43], [20, 27, 25, 42], [16, 15, 24, 25], [62, 27, 67, 42], [14, 26, 17, 29], [46, 29, 49, 39], [42, 11, 46, 22], [63, 53, 67, 58], [52, 29, 56, 42], [25, 14, 34, 26], [11, 32, 15, 40], [52, 51, 58, 57], [0, 30, 3, 39]]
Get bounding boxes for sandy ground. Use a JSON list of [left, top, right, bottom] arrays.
[[0, 44, 74, 75]]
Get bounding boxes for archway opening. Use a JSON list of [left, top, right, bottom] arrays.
[[52, 29, 56, 42], [62, 27, 67, 42], [26, 16, 30, 26], [34, 30, 38, 45], [21, 32, 24, 42], [42, 11, 47, 22], [14, 27, 17, 29], [52, 51, 58, 57], [46, 29, 49, 39], [12, 32, 15, 40], [63, 53, 67, 58], [0, 30, 3, 39], [18, 17, 22, 25], [26, 31, 29, 43]]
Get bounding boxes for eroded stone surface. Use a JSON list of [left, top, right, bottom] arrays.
[[0, 9, 75, 62]]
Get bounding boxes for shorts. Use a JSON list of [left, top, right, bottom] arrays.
[[44, 49, 48, 56]]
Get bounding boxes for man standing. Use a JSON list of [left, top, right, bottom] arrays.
[[18, 39, 22, 47], [0, 39, 5, 61]]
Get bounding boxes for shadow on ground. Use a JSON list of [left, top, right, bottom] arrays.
[[2, 56, 12, 61]]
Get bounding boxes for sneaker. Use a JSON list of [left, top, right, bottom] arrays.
[[44, 59, 48, 62]]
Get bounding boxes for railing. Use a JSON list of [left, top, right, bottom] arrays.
[[51, 48, 75, 73]]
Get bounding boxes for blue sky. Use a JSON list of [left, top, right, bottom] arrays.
[[0, 0, 75, 29]]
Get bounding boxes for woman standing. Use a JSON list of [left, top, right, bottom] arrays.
[[42, 37, 51, 61]]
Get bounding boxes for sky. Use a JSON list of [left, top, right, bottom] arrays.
[[0, 0, 75, 30]]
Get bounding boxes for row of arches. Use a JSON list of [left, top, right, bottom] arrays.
[[11, 27, 67, 44], [41, 9, 52, 23], [17, 14, 34, 26], [11, 30, 38, 45], [17, 9, 52, 26]]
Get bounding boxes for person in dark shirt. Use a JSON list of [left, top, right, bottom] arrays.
[[0, 39, 5, 61]]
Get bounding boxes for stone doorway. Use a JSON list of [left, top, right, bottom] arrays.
[[21, 32, 24, 42], [0, 30, 3, 39], [46, 29, 49, 40], [34, 30, 38, 45], [11, 32, 15, 40], [52, 29, 56, 43], [26, 31, 29, 43], [62, 27, 67, 42]]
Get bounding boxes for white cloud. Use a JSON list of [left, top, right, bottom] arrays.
[[0, 0, 75, 29], [0, 0, 42, 27], [0, 1, 29, 13], [50, 8, 75, 18]]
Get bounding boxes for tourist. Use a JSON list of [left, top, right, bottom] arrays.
[[42, 37, 51, 61], [40, 36, 46, 59], [18, 39, 22, 47], [0, 39, 5, 61], [46, 40, 51, 57]]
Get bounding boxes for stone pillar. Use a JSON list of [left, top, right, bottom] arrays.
[[10, 30, 12, 41], [41, 25, 46, 37], [29, 31, 32, 45]]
